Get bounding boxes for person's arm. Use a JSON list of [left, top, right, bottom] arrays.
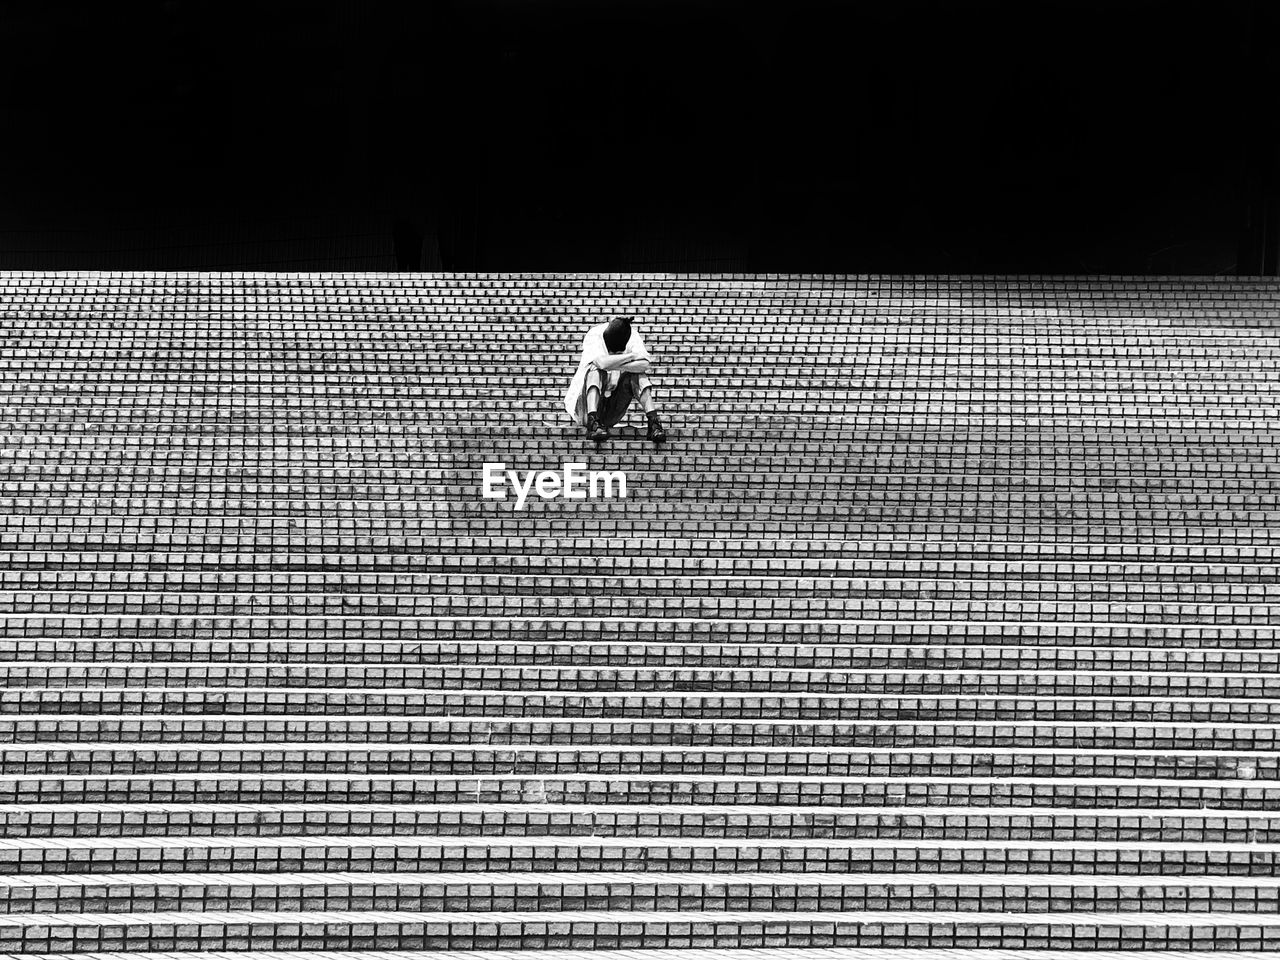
[[594, 330, 653, 372], [593, 347, 651, 372], [613, 355, 651, 373]]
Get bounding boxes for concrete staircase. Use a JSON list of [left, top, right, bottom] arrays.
[[0, 273, 1278, 957]]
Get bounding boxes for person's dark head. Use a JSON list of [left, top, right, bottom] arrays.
[[603, 316, 632, 353]]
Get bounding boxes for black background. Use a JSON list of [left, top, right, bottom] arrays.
[[1, 0, 1275, 273]]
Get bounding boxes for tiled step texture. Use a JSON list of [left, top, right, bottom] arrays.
[[1, 272, 1278, 957]]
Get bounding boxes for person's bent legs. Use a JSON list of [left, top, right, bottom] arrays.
[[581, 367, 665, 443]]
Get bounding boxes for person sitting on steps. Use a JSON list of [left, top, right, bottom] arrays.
[[564, 315, 666, 443]]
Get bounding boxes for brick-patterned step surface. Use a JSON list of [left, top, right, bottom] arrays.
[[3, 553, 1280, 579], [0, 743, 1271, 781], [1, 665, 1273, 698], [3, 717, 1273, 750], [5, 689, 1276, 724], [3, 273, 1278, 954], [4, 573, 1280, 606], [3, 594, 1277, 623], [2, 805, 1276, 843], [1, 774, 1272, 810], [6, 645, 1278, 673], [0, 952, 1272, 960], [5, 614, 1279, 647], [1, 910, 1279, 952], [1, 873, 1278, 916], [0, 836, 1276, 878]]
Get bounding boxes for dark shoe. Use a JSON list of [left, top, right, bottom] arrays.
[[646, 413, 667, 443], [586, 413, 610, 442]]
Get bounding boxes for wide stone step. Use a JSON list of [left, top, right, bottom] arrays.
[[9, 414, 1280, 438], [7, 477, 1280, 502], [5, 646, 1278, 674], [9, 313, 1267, 327], [30, 313, 1236, 325], [7, 408, 1279, 430], [6, 567, 1280, 596], [10, 647, 1280, 675], [4, 538, 1275, 562], [8, 308, 1275, 322], [7, 619, 1275, 649], [15, 317, 1268, 332], [10, 573, 1276, 601], [2, 804, 1274, 843], [2, 716, 1273, 751], [1, 909, 1278, 952], [17, 354, 1278, 373], [0, 949, 1272, 960], [6, 552, 1280, 580], [0, 872, 1276, 915], [6, 320, 1278, 337], [6, 389, 1269, 407], [0, 774, 1269, 809], [6, 522, 1280, 547], [7, 386, 1277, 406], [7, 689, 1272, 723], [10, 524, 1276, 544], [7, 465, 1280, 486], [3, 593, 1279, 625], [0, 835, 1276, 876], [13, 487, 1280, 511], [4, 650, 1278, 680], [7, 394, 1280, 414], [6, 354, 1280, 377], [1, 665, 1272, 698], [0, 743, 1269, 780]]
